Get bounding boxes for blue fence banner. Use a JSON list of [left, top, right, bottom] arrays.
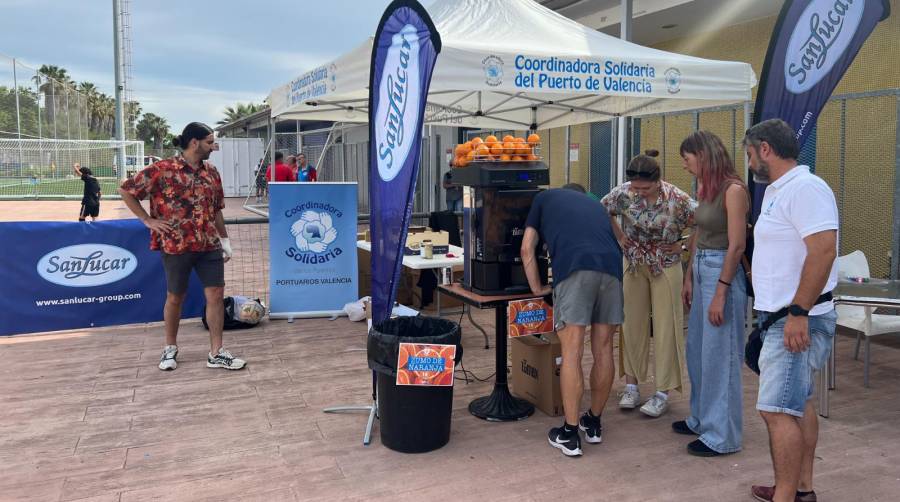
[[368, 0, 442, 323], [750, 0, 890, 220], [268, 182, 359, 318], [0, 219, 205, 336]]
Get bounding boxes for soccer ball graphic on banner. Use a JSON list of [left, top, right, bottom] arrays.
[[290, 211, 338, 253]]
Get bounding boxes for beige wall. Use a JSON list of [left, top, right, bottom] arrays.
[[540, 1, 900, 275]]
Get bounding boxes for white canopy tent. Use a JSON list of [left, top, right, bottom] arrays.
[[269, 0, 757, 130]]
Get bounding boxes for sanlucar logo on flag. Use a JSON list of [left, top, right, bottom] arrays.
[[375, 24, 422, 182], [37, 244, 137, 287], [368, 0, 441, 323], [753, 0, 889, 148], [784, 0, 866, 93]]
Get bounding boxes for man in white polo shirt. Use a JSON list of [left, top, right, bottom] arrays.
[[744, 119, 839, 502]]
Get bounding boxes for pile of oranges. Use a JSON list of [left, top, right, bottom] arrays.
[[452, 133, 541, 167]]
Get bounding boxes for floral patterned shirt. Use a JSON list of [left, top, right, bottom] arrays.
[[120, 156, 225, 254], [601, 181, 695, 275]]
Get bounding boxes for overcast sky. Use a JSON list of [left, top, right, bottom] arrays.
[[1, 0, 395, 132]]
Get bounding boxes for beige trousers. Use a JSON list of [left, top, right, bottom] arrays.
[[618, 262, 685, 393]]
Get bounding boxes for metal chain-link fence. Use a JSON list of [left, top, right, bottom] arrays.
[[258, 127, 439, 217], [626, 90, 900, 278]]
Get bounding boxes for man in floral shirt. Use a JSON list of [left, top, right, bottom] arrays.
[[119, 122, 246, 371]]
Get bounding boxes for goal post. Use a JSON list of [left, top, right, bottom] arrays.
[[0, 138, 144, 199]]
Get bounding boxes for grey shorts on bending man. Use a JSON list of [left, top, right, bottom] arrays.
[[552, 269, 624, 329], [161, 250, 225, 294]]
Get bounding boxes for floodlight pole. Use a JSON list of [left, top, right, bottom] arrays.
[[113, 0, 127, 179], [616, 0, 633, 185]]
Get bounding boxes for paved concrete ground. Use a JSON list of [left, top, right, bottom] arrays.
[[2, 198, 898, 501]]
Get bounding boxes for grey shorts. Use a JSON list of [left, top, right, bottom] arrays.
[[553, 270, 624, 329], [161, 250, 225, 294]]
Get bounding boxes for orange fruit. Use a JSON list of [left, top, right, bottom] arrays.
[[471, 137, 484, 146], [489, 142, 504, 156], [474, 144, 490, 158], [499, 154, 511, 162], [502, 135, 514, 143], [398, 346, 410, 369], [439, 345, 455, 362], [502, 141, 516, 153], [526, 154, 538, 161], [527, 133, 541, 145], [485, 135, 498, 144], [397, 370, 411, 385], [434, 372, 453, 386], [511, 155, 523, 162], [517, 144, 531, 155], [456, 155, 470, 167], [455, 143, 470, 157], [513, 137, 525, 143]]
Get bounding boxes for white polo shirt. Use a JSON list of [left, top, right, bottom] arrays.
[[752, 165, 839, 315]]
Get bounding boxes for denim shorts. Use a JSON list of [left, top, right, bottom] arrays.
[[756, 309, 837, 417]]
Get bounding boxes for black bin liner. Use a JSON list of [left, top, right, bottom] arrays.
[[367, 316, 462, 453]]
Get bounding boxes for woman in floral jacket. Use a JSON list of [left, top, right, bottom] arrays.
[[601, 150, 694, 418]]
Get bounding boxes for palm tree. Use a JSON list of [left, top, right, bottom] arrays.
[[217, 102, 264, 126], [136, 113, 170, 151], [125, 101, 142, 139], [31, 65, 74, 129], [78, 82, 99, 136]]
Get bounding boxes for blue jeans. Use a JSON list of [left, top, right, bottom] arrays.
[[685, 250, 747, 453], [757, 309, 837, 417], [447, 199, 462, 212]]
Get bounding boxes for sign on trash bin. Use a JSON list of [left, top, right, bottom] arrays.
[[396, 343, 456, 387], [507, 298, 554, 338]]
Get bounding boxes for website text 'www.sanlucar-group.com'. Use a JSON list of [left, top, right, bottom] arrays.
[[35, 293, 142, 307]]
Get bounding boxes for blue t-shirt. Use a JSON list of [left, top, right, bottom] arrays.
[[524, 188, 623, 285]]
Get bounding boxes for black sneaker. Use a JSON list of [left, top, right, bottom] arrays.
[[547, 424, 582, 457], [672, 420, 696, 435], [687, 439, 724, 457], [578, 411, 602, 444]]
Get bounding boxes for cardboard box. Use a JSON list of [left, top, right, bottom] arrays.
[[404, 230, 450, 256], [510, 332, 563, 417]]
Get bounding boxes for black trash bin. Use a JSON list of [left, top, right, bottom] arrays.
[[368, 316, 462, 453]]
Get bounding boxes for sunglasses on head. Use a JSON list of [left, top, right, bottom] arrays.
[[626, 169, 656, 180]]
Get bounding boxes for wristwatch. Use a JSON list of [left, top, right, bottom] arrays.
[[788, 304, 810, 317]]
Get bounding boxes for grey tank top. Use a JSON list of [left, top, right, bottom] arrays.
[[695, 182, 742, 250]]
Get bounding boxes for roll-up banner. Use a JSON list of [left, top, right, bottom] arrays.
[[268, 182, 359, 318]]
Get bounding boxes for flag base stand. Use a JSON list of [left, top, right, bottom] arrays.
[[323, 400, 378, 445]]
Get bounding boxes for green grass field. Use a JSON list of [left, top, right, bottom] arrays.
[[0, 177, 121, 198]]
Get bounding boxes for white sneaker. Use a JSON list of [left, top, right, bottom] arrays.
[[158, 345, 178, 371], [639, 394, 670, 417], [618, 388, 641, 409], [207, 348, 246, 370]]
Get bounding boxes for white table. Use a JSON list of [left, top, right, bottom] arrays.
[[357, 240, 464, 316], [819, 279, 900, 417]]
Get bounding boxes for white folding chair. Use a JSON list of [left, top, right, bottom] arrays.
[[836, 250, 900, 387]]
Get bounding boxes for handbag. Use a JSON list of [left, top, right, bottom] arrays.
[[744, 292, 833, 374]]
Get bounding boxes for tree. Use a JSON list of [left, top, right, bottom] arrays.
[[136, 113, 170, 151], [32, 65, 74, 128], [125, 101, 142, 139], [217, 102, 264, 126]]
